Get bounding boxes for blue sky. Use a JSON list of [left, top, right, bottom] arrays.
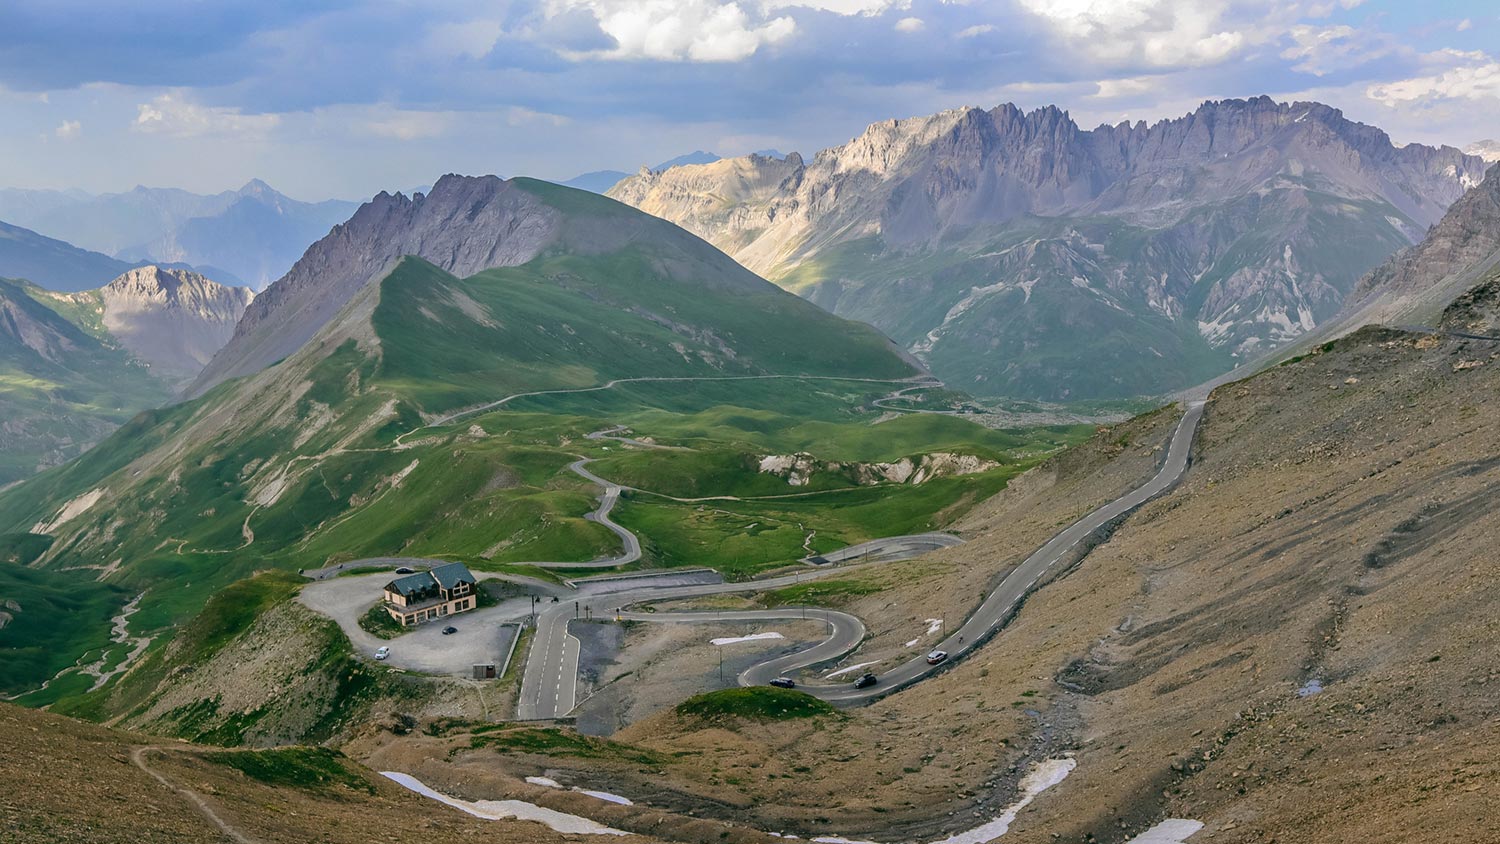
[[1, 0, 1496, 199]]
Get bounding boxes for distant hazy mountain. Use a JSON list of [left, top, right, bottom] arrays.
[[560, 151, 725, 194], [0, 266, 250, 483], [117, 181, 357, 288], [0, 185, 234, 256], [1466, 140, 1500, 162], [561, 170, 635, 193], [610, 97, 1487, 399], [0, 219, 136, 292], [0, 218, 242, 292], [0, 181, 355, 289]]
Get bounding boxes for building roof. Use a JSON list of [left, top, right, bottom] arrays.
[[386, 572, 436, 596], [431, 562, 476, 590], [384, 562, 476, 597]]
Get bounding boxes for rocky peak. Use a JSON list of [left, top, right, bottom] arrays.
[[189, 174, 565, 394], [237, 178, 278, 199], [102, 266, 253, 314], [1466, 140, 1500, 162], [1352, 162, 1500, 304], [98, 266, 254, 383]]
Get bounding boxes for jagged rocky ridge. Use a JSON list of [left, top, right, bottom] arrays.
[[610, 96, 1488, 399], [95, 266, 255, 383]]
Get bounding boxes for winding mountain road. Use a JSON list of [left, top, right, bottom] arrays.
[[514, 544, 943, 720], [598, 399, 1207, 710]]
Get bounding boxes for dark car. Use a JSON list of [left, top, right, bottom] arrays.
[[769, 677, 796, 689], [853, 672, 878, 689], [395, 567, 415, 574], [926, 650, 949, 665], [441, 626, 457, 635]]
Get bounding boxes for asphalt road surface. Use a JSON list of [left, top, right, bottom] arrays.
[[615, 608, 866, 687], [800, 400, 1206, 705], [806, 532, 963, 565], [516, 552, 918, 720]]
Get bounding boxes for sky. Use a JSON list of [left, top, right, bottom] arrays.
[[0, 0, 1496, 200]]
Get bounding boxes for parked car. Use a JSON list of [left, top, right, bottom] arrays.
[[926, 650, 949, 665], [395, 567, 415, 574], [854, 672, 878, 689], [769, 677, 796, 688], [374, 646, 390, 660], [441, 626, 457, 635]]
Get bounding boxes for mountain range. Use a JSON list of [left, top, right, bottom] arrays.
[[0, 180, 357, 289], [6, 147, 1500, 844], [609, 97, 1488, 399], [0, 266, 250, 484], [560, 151, 724, 194], [0, 175, 915, 608]]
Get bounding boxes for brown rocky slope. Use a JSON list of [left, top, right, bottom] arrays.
[[408, 323, 1498, 844]]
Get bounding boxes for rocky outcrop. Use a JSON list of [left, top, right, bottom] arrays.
[[98, 266, 253, 384], [611, 97, 1487, 398], [1336, 162, 1500, 330], [757, 451, 999, 487], [1440, 273, 1500, 334]]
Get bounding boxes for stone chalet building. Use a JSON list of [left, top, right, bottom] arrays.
[[382, 562, 479, 626]]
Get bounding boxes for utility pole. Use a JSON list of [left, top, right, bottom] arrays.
[[718, 647, 724, 683]]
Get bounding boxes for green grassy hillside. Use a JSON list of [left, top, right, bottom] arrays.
[[0, 190, 935, 707], [0, 277, 171, 484]]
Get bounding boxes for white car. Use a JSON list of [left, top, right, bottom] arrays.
[[374, 646, 390, 660]]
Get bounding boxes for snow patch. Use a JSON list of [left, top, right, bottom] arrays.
[[824, 661, 877, 678], [711, 632, 785, 646], [380, 772, 631, 836], [579, 790, 634, 806], [928, 757, 1076, 844], [1124, 819, 1205, 843], [810, 758, 1076, 844], [525, 776, 633, 805], [925, 618, 943, 635]]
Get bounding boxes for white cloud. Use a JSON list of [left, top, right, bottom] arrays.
[[552, 1, 796, 62], [425, 20, 504, 59], [759, 0, 906, 14], [1366, 52, 1500, 107], [54, 120, 81, 140], [1091, 76, 1162, 99], [895, 16, 924, 33], [1457, 18, 1472, 33], [134, 92, 281, 137], [364, 109, 456, 140], [1015, 0, 1250, 68], [1280, 24, 1395, 76], [956, 24, 995, 39], [506, 106, 571, 127]]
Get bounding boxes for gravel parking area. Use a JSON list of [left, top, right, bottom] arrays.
[[297, 572, 529, 675]]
